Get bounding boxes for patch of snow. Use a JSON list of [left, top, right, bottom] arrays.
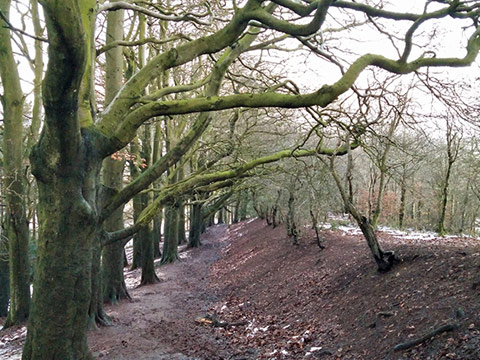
[[246, 218, 257, 224], [283, 324, 291, 329], [338, 225, 361, 235], [179, 251, 190, 260], [220, 304, 228, 312]]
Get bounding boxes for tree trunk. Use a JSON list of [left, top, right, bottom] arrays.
[[188, 203, 203, 248], [130, 141, 144, 270], [398, 167, 407, 229], [239, 191, 248, 221], [286, 191, 299, 245], [102, 171, 130, 303], [153, 212, 162, 258], [0, 243, 9, 317], [161, 204, 180, 264], [177, 201, 187, 244], [101, 0, 130, 306], [0, 0, 31, 328], [233, 195, 240, 224], [310, 209, 324, 249], [22, 1, 98, 357], [139, 216, 159, 285], [217, 208, 225, 224], [24, 135, 101, 358], [358, 216, 398, 272], [327, 154, 399, 273], [89, 237, 111, 328]]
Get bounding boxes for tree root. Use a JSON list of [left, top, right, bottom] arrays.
[[377, 251, 401, 273], [393, 322, 460, 352]]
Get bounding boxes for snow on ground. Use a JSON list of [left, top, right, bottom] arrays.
[[333, 222, 480, 243]]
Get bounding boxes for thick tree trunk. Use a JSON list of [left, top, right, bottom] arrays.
[[23, 156, 100, 360], [23, 1, 98, 357]]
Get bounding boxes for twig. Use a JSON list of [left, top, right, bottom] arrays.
[[0, 10, 48, 43], [393, 322, 460, 351]]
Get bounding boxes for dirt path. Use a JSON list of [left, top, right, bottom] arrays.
[[88, 224, 232, 359]]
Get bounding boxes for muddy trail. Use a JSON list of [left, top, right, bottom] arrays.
[[1, 218, 480, 359]]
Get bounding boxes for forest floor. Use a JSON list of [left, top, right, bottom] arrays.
[[1, 218, 480, 359]]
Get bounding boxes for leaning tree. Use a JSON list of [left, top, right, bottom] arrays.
[[0, 0, 476, 359]]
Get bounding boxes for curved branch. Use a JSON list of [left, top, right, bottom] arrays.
[[400, 2, 459, 63], [250, 0, 332, 36], [96, 35, 190, 56], [98, 2, 210, 26]]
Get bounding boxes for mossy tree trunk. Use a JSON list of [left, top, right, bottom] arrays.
[[101, 3, 130, 303], [161, 202, 180, 264], [188, 202, 203, 248], [0, 0, 31, 328], [22, 1, 99, 358]]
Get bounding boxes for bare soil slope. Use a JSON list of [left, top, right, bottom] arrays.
[[1, 218, 480, 360], [210, 219, 480, 360]]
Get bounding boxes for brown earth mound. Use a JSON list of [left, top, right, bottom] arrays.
[[209, 219, 480, 360]]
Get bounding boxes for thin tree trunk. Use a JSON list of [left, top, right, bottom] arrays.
[[0, 239, 9, 317], [326, 151, 399, 272], [398, 166, 407, 229], [100, 0, 130, 308], [0, 0, 31, 328]]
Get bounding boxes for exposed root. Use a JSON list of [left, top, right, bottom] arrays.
[[393, 322, 460, 351]]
